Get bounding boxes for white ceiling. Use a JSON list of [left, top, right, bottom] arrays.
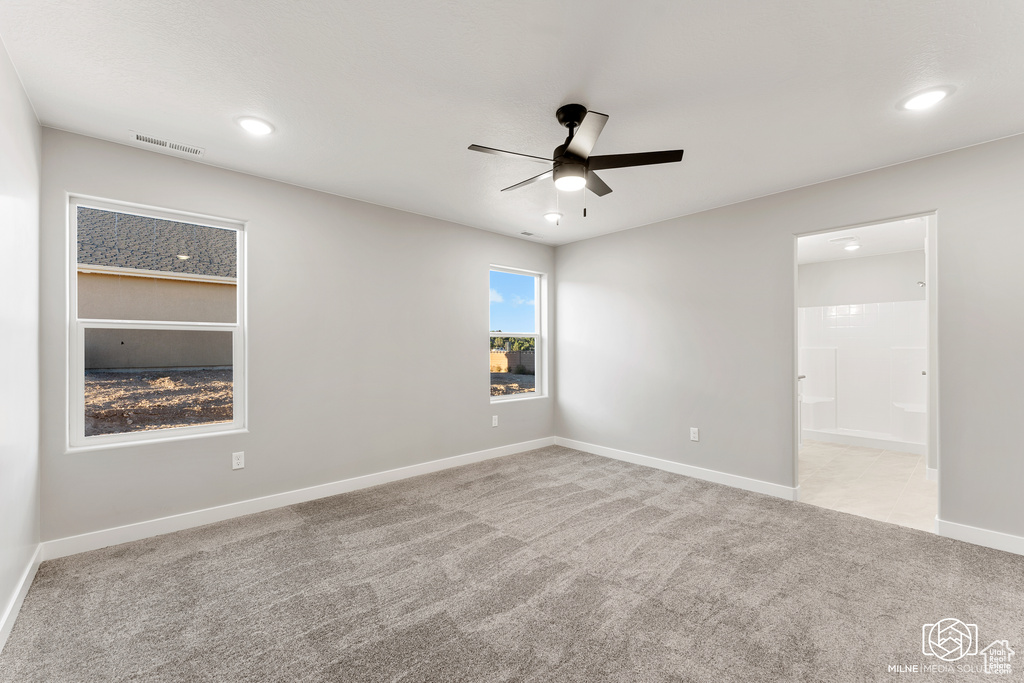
[[797, 217, 926, 265], [2, 1, 1023, 246]]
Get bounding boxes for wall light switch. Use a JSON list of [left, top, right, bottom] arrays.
[[690, 428, 699, 442], [232, 451, 244, 470]]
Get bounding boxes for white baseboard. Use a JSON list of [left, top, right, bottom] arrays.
[[926, 467, 937, 482], [554, 437, 798, 501], [42, 437, 554, 561], [936, 518, 1024, 557], [802, 429, 925, 456], [0, 544, 42, 653]]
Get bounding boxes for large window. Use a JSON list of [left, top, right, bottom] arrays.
[[490, 267, 542, 400], [69, 198, 245, 447]]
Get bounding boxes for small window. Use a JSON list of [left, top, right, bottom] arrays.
[[70, 199, 245, 447], [490, 268, 542, 400]]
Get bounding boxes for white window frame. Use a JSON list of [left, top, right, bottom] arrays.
[[489, 265, 545, 403], [68, 196, 247, 449]]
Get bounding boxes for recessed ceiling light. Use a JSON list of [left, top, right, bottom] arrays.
[[544, 212, 563, 223], [900, 87, 954, 111], [237, 116, 275, 136], [176, 254, 190, 260], [828, 235, 861, 251]]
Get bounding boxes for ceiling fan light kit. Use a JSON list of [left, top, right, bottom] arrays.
[[553, 163, 586, 191], [469, 103, 684, 207]]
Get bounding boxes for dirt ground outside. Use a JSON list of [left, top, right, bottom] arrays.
[[84, 368, 232, 436], [85, 370, 527, 434], [490, 372, 535, 397]]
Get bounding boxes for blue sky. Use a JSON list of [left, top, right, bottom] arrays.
[[489, 270, 536, 333]]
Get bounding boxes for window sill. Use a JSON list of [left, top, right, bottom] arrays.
[[490, 393, 547, 404], [66, 427, 249, 454]]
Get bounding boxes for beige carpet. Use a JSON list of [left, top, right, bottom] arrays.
[[1, 445, 1021, 681]]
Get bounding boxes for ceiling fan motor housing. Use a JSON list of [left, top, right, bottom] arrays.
[[552, 142, 586, 186], [553, 161, 586, 185]]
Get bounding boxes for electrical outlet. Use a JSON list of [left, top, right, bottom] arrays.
[[232, 451, 244, 470], [690, 428, 699, 442], [492, 415, 499, 427]]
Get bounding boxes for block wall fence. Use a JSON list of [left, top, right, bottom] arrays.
[[489, 350, 535, 374]]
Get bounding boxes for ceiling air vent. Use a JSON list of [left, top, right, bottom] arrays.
[[520, 231, 534, 237], [129, 131, 205, 159]]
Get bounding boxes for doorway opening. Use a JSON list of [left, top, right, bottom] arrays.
[[795, 214, 937, 531]]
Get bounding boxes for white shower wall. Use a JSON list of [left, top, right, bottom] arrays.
[[799, 301, 927, 452]]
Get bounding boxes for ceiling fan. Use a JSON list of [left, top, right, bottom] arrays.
[[469, 103, 684, 197]]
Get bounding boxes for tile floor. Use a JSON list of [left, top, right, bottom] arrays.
[[798, 439, 937, 532]]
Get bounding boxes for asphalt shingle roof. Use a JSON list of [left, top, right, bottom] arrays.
[[77, 207, 237, 279]]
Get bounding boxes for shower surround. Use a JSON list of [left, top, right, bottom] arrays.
[[798, 301, 927, 454]]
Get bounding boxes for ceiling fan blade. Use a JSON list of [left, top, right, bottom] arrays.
[[586, 171, 612, 197], [587, 149, 684, 170], [565, 111, 609, 160], [501, 169, 553, 192], [468, 144, 551, 164]]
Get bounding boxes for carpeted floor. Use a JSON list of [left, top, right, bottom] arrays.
[[2, 445, 1022, 682]]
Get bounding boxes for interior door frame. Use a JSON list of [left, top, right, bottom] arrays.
[[792, 212, 939, 526]]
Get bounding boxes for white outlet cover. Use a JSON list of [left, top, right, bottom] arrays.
[[232, 451, 244, 469]]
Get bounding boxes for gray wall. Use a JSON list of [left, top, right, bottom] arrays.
[[40, 129, 555, 540], [0, 44, 40, 630], [555, 132, 1024, 540], [798, 251, 925, 307]]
